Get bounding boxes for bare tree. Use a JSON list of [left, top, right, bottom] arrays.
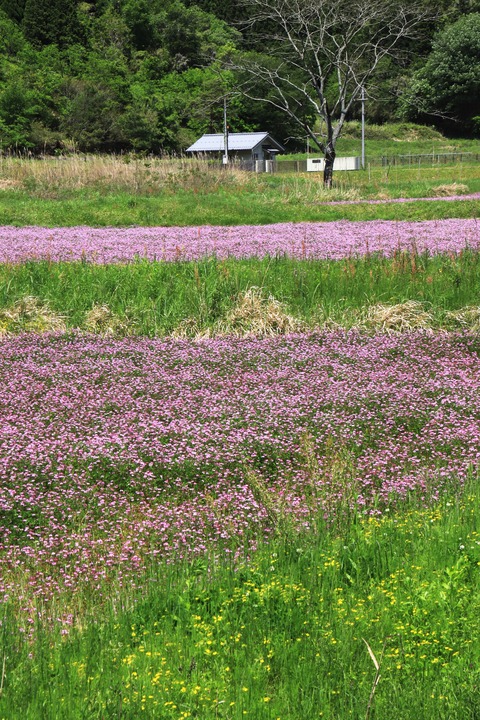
[[228, 0, 431, 185]]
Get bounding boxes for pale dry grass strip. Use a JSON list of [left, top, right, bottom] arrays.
[[364, 639, 386, 720], [0, 154, 252, 194], [173, 287, 305, 339], [171, 318, 213, 340], [3, 295, 480, 338], [0, 178, 20, 191], [310, 300, 438, 334], [276, 178, 361, 205]]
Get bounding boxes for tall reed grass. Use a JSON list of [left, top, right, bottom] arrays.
[[0, 154, 251, 196]]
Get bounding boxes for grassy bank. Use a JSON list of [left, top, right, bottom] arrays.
[[1, 252, 480, 336], [281, 121, 480, 159], [1, 480, 479, 720]]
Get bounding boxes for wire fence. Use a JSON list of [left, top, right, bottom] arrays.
[[378, 152, 480, 166], [275, 151, 480, 173]]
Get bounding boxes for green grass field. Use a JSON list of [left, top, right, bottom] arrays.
[[2, 481, 479, 720], [0, 186, 479, 227]]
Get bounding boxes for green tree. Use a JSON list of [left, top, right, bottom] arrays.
[[227, 0, 430, 185], [89, 5, 131, 55], [0, 34, 67, 151], [0, 9, 27, 54], [184, 0, 249, 27], [0, 80, 39, 148], [122, 0, 159, 50], [401, 13, 480, 133], [23, 0, 82, 47], [60, 80, 124, 151]]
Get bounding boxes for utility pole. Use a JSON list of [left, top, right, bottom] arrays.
[[361, 86, 365, 170], [223, 97, 229, 165]]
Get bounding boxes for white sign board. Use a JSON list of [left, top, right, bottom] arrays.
[[307, 157, 360, 172]]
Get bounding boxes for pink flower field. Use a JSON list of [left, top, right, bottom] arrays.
[[0, 217, 479, 263], [1, 331, 479, 625]]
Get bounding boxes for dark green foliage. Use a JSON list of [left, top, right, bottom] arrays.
[[441, 0, 480, 21], [60, 81, 124, 152], [0, 81, 38, 147], [402, 13, 480, 134], [122, 0, 157, 50], [22, 0, 82, 47], [185, 0, 248, 25], [0, 83, 31, 126], [0, 10, 26, 54], [0, 0, 25, 22], [0, 0, 244, 153]]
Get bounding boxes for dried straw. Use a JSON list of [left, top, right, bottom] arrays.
[[432, 183, 469, 197], [216, 287, 304, 336], [83, 304, 135, 336], [0, 296, 66, 336], [360, 300, 436, 333]]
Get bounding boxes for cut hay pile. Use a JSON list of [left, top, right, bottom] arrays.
[[217, 287, 304, 336], [0, 296, 66, 336], [446, 306, 480, 332], [174, 287, 304, 339], [171, 317, 213, 340], [432, 183, 469, 196], [359, 301, 436, 333], [83, 304, 135, 336]]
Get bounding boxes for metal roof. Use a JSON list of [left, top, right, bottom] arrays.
[[186, 132, 285, 153]]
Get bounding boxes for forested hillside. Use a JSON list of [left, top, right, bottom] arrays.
[[0, 0, 479, 154]]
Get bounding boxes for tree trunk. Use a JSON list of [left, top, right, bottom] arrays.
[[323, 145, 336, 188]]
